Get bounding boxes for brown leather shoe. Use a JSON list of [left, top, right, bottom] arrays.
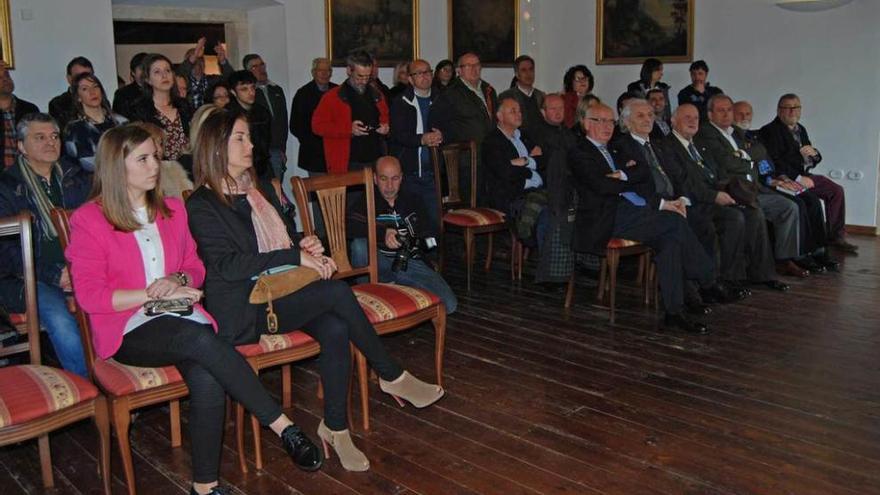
[[776, 260, 809, 278]]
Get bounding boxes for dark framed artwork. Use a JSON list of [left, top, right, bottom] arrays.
[[0, 0, 13, 68], [325, 0, 419, 67], [448, 0, 518, 67], [596, 0, 693, 65]]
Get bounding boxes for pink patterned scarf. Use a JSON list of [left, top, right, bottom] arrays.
[[223, 173, 292, 253]]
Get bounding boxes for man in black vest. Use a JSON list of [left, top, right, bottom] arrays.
[[290, 57, 336, 176], [244, 53, 289, 180]]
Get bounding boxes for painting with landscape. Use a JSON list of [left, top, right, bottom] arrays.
[[326, 0, 417, 66], [597, 0, 692, 65], [449, 0, 517, 66]]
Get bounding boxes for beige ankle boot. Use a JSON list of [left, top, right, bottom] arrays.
[[379, 370, 444, 408], [316, 420, 369, 471]]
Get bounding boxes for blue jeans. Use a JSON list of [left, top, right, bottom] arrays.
[[37, 282, 87, 377], [403, 171, 440, 234], [350, 238, 457, 314]]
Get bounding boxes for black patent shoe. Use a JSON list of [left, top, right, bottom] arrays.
[[761, 280, 790, 292], [662, 313, 709, 334], [281, 424, 324, 471], [190, 486, 230, 495], [795, 256, 826, 273], [686, 302, 713, 315]]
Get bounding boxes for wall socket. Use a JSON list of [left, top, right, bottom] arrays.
[[846, 170, 864, 180], [827, 169, 844, 179]]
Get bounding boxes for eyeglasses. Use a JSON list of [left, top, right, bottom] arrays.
[[587, 117, 616, 126], [409, 69, 433, 77], [779, 105, 801, 111]]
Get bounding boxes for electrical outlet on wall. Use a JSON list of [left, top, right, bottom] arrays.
[[828, 169, 844, 179], [846, 170, 864, 180]]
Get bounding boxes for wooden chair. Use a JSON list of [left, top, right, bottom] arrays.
[[431, 141, 508, 290], [291, 168, 446, 431], [52, 208, 193, 495], [564, 239, 653, 323], [0, 212, 111, 493]]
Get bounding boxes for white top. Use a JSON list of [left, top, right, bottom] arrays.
[[123, 207, 210, 334]]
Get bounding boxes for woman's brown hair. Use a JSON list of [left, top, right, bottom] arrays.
[[91, 123, 171, 231], [192, 107, 256, 205]]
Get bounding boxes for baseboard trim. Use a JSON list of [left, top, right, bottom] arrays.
[[847, 224, 878, 236]]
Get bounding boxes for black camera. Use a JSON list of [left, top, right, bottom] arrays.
[[391, 213, 422, 272]]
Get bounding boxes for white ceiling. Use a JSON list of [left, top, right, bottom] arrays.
[[112, 0, 281, 9]]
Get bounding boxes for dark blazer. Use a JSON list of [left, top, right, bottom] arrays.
[[289, 80, 337, 173], [112, 82, 142, 120], [0, 97, 39, 163], [758, 117, 818, 179], [531, 120, 577, 218], [482, 127, 540, 213], [695, 123, 754, 179], [568, 135, 656, 254], [431, 77, 497, 145], [389, 86, 438, 177], [255, 83, 288, 152], [185, 180, 301, 345], [661, 134, 722, 206], [612, 134, 681, 201]]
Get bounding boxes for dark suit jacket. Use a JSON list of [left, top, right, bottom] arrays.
[[695, 123, 755, 180], [661, 134, 722, 206], [289, 80, 337, 173], [482, 127, 539, 213], [758, 117, 818, 179], [612, 134, 682, 201], [431, 77, 497, 145], [255, 83, 288, 152], [531, 120, 577, 218], [185, 180, 301, 345], [389, 86, 439, 177], [569, 135, 656, 254]]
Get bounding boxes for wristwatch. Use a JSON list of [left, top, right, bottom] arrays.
[[172, 271, 189, 287]]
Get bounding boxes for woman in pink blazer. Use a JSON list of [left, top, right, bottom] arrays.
[[66, 124, 322, 495]]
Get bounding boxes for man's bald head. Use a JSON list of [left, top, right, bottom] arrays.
[[375, 156, 403, 202], [671, 103, 700, 139]]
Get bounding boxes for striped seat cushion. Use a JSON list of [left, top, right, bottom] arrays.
[[0, 365, 99, 428], [443, 208, 505, 227], [93, 359, 184, 396], [236, 331, 317, 357], [353, 283, 440, 324], [606, 238, 642, 249]]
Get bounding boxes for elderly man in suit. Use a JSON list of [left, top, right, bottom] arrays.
[[696, 94, 806, 278], [663, 103, 788, 292], [758, 94, 855, 253], [568, 101, 715, 334]]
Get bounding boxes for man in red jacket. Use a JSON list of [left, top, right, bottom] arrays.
[[312, 50, 389, 173]]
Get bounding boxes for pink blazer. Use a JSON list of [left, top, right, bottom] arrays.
[[66, 197, 217, 360]]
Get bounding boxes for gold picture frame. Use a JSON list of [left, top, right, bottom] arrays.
[[0, 0, 13, 68], [596, 0, 694, 65], [325, 0, 419, 67], [448, 0, 519, 67]]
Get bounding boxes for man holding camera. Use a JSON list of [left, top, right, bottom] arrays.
[[349, 156, 458, 314]]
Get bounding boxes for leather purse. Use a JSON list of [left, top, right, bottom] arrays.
[[249, 266, 321, 333]]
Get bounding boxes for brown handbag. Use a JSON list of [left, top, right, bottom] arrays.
[[249, 267, 321, 333]]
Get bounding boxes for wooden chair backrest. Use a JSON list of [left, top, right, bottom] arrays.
[[430, 140, 478, 216], [50, 208, 100, 382], [0, 213, 41, 364], [291, 169, 378, 284]]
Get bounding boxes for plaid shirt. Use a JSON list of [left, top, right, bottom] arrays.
[[2, 98, 17, 169], [189, 75, 208, 109]]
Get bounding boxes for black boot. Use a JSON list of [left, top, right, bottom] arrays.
[[281, 424, 324, 471]]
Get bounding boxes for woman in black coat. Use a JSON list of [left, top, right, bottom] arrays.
[[186, 109, 444, 473], [626, 58, 671, 122]]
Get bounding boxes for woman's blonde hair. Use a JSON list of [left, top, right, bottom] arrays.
[[192, 107, 257, 206], [91, 123, 170, 231]]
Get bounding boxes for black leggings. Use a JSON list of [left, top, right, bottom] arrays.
[[254, 279, 404, 430], [114, 316, 283, 483]]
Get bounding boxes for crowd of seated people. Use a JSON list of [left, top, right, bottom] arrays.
[[0, 40, 861, 492]]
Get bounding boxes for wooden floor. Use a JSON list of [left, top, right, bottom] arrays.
[[3, 236, 880, 495]]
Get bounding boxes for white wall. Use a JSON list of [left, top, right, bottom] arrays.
[[532, 0, 880, 227], [9, 0, 118, 109]]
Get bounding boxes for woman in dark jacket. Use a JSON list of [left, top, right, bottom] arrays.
[[432, 59, 454, 94], [63, 73, 127, 172], [626, 58, 671, 122], [131, 53, 194, 162], [186, 109, 443, 473]]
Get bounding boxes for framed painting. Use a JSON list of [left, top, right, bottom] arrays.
[[0, 0, 13, 68], [325, 0, 419, 67], [448, 0, 518, 67], [596, 0, 693, 65]]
